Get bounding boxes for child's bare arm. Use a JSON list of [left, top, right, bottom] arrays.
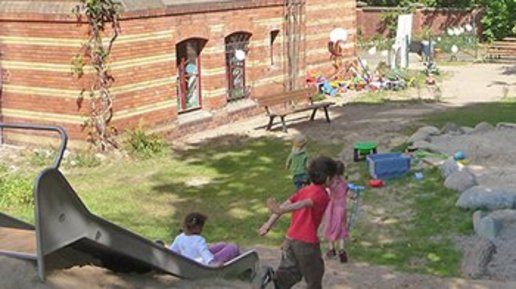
[[268, 197, 313, 215], [258, 199, 293, 236], [285, 154, 292, 169]]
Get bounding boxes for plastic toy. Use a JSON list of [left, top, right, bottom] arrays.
[[353, 142, 378, 162], [453, 151, 466, 161], [347, 183, 365, 231], [367, 153, 411, 179], [369, 179, 384, 187]]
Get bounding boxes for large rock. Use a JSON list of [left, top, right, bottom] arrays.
[[417, 126, 440, 136], [473, 210, 516, 241], [476, 215, 502, 241], [472, 210, 487, 230], [407, 126, 440, 144], [440, 159, 460, 178], [496, 122, 516, 130], [444, 169, 477, 192], [441, 122, 465, 135], [471, 122, 494, 134], [461, 126, 474, 134], [411, 140, 441, 153], [456, 186, 516, 210]]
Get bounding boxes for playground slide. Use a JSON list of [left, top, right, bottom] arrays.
[[31, 168, 259, 281], [0, 123, 259, 284]]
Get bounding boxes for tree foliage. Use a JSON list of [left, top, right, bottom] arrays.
[[478, 0, 515, 41]]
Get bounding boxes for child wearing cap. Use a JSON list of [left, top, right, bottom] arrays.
[[286, 134, 309, 190]]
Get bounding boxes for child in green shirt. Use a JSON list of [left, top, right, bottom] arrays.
[[286, 134, 309, 190]]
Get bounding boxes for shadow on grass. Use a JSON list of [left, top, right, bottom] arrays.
[[149, 135, 341, 247]]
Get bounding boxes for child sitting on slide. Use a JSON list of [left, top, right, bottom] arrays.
[[169, 212, 240, 266]]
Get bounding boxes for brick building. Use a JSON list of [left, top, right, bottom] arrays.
[[0, 0, 356, 146]]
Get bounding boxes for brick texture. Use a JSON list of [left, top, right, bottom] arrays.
[[0, 0, 356, 145]]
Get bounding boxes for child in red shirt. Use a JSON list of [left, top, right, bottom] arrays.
[[258, 156, 336, 289]]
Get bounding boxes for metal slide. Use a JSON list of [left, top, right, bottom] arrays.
[[0, 123, 259, 283]]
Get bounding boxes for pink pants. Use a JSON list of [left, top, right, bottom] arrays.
[[208, 242, 240, 263]]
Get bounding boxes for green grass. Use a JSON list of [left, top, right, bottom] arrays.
[[347, 165, 472, 277], [0, 135, 341, 247], [0, 134, 472, 277], [422, 100, 516, 127]]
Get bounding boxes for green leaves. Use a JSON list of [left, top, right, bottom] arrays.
[[479, 0, 515, 41]]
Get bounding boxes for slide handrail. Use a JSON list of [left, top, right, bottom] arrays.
[[0, 123, 68, 169]]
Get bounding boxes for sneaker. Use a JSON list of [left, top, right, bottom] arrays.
[[326, 249, 337, 259], [338, 250, 348, 263], [261, 266, 274, 289]]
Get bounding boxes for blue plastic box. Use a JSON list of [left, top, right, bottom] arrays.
[[366, 153, 411, 180]]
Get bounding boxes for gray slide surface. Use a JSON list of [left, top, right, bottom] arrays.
[[0, 122, 259, 283], [33, 168, 259, 281]]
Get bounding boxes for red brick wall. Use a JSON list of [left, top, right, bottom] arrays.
[[0, 0, 356, 145], [357, 7, 482, 40]]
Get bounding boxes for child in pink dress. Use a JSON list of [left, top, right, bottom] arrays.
[[323, 160, 349, 263]]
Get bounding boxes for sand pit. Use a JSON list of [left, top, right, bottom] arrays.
[[427, 124, 516, 281], [430, 125, 516, 188]]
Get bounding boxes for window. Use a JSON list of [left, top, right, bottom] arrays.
[[225, 32, 252, 102], [270, 30, 280, 66], [176, 38, 207, 113]]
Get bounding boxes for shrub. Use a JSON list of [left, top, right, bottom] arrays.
[[0, 166, 34, 207], [66, 152, 102, 168], [125, 127, 168, 159], [29, 148, 55, 167]]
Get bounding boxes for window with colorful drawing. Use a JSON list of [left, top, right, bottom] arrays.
[[176, 38, 207, 113], [225, 32, 252, 102]]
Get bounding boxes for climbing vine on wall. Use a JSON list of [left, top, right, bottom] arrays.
[[72, 0, 122, 150]]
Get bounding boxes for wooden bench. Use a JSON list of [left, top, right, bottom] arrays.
[[487, 38, 516, 62], [254, 88, 335, 132]]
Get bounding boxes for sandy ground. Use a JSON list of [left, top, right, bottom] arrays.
[[1, 63, 516, 288], [430, 128, 516, 188], [3, 248, 516, 289]]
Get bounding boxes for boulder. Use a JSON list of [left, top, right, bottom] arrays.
[[496, 122, 516, 130], [417, 126, 441, 136], [471, 122, 494, 134], [476, 215, 502, 241], [407, 132, 430, 144], [473, 210, 516, 241], [444, 169, 477, 192], [472, 210, 487, 231], [407, 126, 440, 144], [440, 159, 460, 178], [456, 186, 516, 210], [411, 140, 441, 153], [461, 126, 474, 134], [442, 122, 465, 135]]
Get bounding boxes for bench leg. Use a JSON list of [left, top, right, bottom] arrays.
[[266, 116, 276, 130], [310, 108, 318, 121], [324, 107, 331, 123], [280, 116, 288, 133]]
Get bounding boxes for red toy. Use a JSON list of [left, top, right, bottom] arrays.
[[368, 179, 384, 188]]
